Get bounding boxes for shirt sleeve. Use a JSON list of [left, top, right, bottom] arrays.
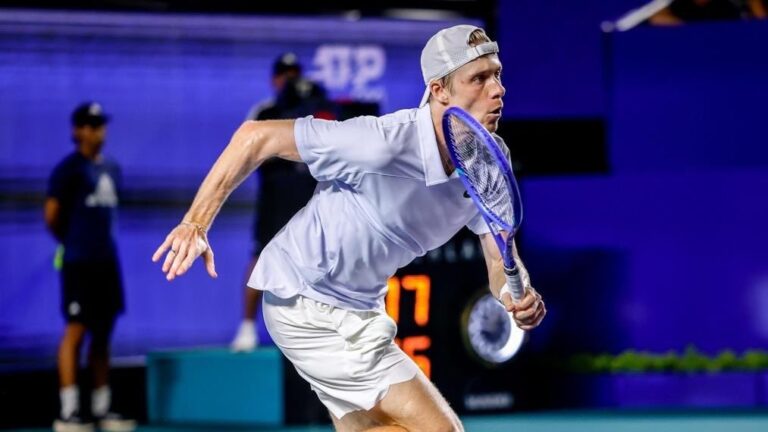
[[294, 115, 389, 183]]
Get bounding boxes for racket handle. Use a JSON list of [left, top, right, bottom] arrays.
[[502, 266, 525, 302]]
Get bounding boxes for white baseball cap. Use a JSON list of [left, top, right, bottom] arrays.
[[419, 25, 499, 107]]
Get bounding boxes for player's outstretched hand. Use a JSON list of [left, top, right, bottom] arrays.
[[503, 286, 546, 331], [152, 222, 217, 281]]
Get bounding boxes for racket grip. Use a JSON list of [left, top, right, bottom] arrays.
[[502, 266, 525, 302]]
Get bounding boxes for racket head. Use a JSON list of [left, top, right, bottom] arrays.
[[442, 106, 523, 237]]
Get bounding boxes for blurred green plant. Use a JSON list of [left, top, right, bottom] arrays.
[[568, 345, 768, 373]]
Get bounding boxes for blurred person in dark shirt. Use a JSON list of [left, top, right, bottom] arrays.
[[45, 102, 135, 432]]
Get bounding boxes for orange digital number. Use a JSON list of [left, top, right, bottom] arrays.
[[386, 277, 401, 323], [402, 275, 430, 326], [386, 275, 431, 326], [403, 336, 432, 378], [396, 336, 432, 378]]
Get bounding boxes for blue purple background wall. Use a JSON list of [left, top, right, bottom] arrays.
[[1, 6, 767, 403]]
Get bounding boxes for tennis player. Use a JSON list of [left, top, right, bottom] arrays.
[[153, 25, 546, 431]]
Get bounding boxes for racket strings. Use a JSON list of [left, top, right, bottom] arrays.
[[447, 115, 516, 226]]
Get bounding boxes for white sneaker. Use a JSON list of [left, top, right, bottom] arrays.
[[230, 320, 259, 352], [53, 411, 94, 432], [97, 412, 136, 432]]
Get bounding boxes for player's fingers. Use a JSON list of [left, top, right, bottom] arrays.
[[177, 236, 207, 276], [176, 236, 209, 277], [532, 301, 547, 326], [171, 242, 197, 276], [532, 289, 542, 305], [203, 247, 218, 278], [523, 302, 545, 325], [511, 288, 536, 313], [519, 313, 545, 331], [167, 240, 190, 278], [177, 245, 199, 277], [152, 235, 173, 262], [514, 306, 536, 322], [510, 289, 538, 314], [516, 300, 546, 328], [501, 292, 515, 312], [162, 238, 182, 273], [514, 293, 543, 321]]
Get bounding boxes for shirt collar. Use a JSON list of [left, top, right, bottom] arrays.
[[416, 104, 457, 186]]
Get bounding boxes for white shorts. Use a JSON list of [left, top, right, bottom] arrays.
[[262, 291, 419, 419]]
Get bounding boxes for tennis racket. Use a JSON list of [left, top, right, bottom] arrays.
[[443, 106, 525, 301]]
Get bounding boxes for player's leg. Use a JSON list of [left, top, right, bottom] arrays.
[[86, 261, 135, 432], [372, 370, 463, 432], [58, 322, 87, 389], [87, 258, 123, 398], [55, 322, 91, 431], [88, 316, 115, 415], [56, 261, 93, 431], [330, 409, 404, 432], [87, 315, 135, 432], [263, 292, 461, 432], [330, 410, 383, 431], [58, 322, 86, 404], [331, 369, 462, 432]]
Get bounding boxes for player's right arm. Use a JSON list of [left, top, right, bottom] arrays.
[[152, 119, 299, 281], [179, 119, 300, 228]]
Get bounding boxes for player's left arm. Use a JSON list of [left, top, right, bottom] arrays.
[[479, 233, 546, 331]]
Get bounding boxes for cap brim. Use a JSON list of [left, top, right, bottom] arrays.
[[419, 87, 430, 107], [74, 115, 109, 127]]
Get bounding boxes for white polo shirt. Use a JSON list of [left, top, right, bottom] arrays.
[[249, 104, 494, 311]]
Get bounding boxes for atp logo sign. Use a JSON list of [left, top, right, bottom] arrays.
[[309, 45, 386, 102]]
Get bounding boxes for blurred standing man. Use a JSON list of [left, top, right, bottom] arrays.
[[45, 102, 136, 432], [231, 53, 337, 351]]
